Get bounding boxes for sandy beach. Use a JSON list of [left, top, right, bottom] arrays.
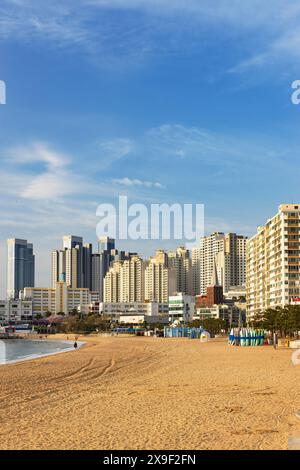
[[0, 336, 300, 450]]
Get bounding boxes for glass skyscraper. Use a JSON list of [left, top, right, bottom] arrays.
[[7, 238, 35, 299]]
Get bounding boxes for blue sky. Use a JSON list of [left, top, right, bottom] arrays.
[[1, 0, 300, 294]]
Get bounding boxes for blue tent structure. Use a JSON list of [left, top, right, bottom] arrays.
[[164, 327, 203, 339]]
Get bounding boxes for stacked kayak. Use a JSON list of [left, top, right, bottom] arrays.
[[229, 328, 265, 346]]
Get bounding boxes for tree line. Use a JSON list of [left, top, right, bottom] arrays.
[[252, 305, 300, 338]]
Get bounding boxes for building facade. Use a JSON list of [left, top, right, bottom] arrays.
[[246, 204, 300, 320], [100, 301, 159, 317], [168, 293, 195, 324], [192, 247, 201, 296], [97, 237, 116, 301], [0, 299, 33, 325], [194, 304, 238, 323], [199, 232, 247, 295], [145, 250, 177, 303], [52, 236, 93, 290], [7, 238, 35, 299], [168, 247, 192, 295], [21, 282, 99, 317], [103, 256, 145, 303]]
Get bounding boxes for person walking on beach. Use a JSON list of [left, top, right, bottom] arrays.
[[74, 341, 78, 349]]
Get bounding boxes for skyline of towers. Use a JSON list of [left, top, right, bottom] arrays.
[[6, 204, 300, 320], [6, 231, 248, 306]]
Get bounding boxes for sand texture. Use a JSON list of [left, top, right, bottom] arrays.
[[0, 336, 300, 450]]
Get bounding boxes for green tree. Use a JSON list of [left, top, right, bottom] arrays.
[[253, 305, 300, 338]]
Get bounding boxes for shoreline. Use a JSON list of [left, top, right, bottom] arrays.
[[0, 338, 85, 366]]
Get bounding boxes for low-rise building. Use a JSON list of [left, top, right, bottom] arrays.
[[194, 303, 244, 325], [20, 282, 99, 317], [168, 293, 195, 324], [0, 299, 33, 325], [99, 301, 167, 318], [118, 314, 169, 325]]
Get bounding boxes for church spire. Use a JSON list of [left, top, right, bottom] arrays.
[[210, 256, 219, 286]]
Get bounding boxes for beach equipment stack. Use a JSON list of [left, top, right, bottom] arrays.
[[164, 327, 203, 339], [229, 328, 265, 346]]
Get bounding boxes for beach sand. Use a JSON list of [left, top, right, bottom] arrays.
[[0, 336, 299, 450]]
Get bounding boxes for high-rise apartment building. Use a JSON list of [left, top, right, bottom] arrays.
[[246, 204, 300, 320], [91, 253, 101, 293], [120, 256, 145, 303], [63, 235, 83, 250], [192, 247, 201, 295], [97, 237, 116, 301], [103, 260, 123, 303], [103, 256, 145, 303], [98, 236, 115, 253], [225, 233, 247, 287], [199, 232, 225, 295], [52, 236, 92, 290], [199, 232, 247, 295], [168, 247, 192, 295], [145, 250, 177, 303], [92, 247, 127, 298], [7, 238, 35, 299]]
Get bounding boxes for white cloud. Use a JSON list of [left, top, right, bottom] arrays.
[[229, 27, 300, 74], [8, 141, 70, 169], [112, 177, 165, 189], [6, 142, 76, 200], [21, 171, 74, 200]]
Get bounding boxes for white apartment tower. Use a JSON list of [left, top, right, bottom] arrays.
[[168, 247, 192, 295], [104, 256, 145, 303], [199, 232, 225, 295], [120, 256, 145, 303], [103, 261, 123, 303], [199, 232, 247, 295], [145, 250, 177, 303], [247, 204, 300, 320]]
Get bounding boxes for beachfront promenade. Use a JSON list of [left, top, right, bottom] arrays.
[[0, 336, 299, 450]]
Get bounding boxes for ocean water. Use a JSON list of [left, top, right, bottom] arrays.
[[0, 339, 82, 365]]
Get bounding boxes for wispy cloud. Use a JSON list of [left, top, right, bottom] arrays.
[[143, 123, 276, 169], [112, 177, 165, 189], [229, 28, 300, 74], [97, 138, 134, 169], [7, 142, 75, 200], [21, 171, 74, 200], [8, 142, 70, 169], [2, 0, 300, 73]]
